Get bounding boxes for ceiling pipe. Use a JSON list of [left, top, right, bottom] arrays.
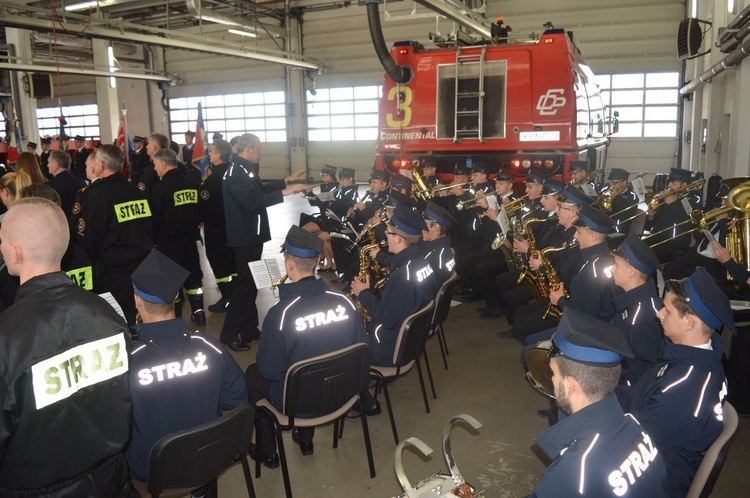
[[411, 0, 491, 38], [680, 35, 750, 95], [185, 0, 285, 38]]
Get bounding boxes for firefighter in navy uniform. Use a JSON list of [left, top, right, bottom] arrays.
[[527, 309, 668, 498], [199, 139, 236, 313], [299, 164, 340, 228], [312, 166, 357, 271], [149, 149, 205, 325], [568, 160, 598, 196], [246, 226, 367, 466], [0, 198, 135, 497], [617, 268, 734, 498], [609, 234, 664, 385], [75, 144, 153, 325], [351, 204, 439, 368], [126, 250, 248, 486], [645, 167, 701, 264], [39, 136, 52, 178], [421, 157, 440, 189], [129, 136, 150, 184], [419, 201, 456, 287], [71, 134, 89, 179], [604, 168, 640, 234]]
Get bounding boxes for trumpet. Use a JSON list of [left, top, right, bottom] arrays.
[[645, 178, 705, 211], [570, 168, 602, 186], [430, 181, 472, 195], [595, 172, 647, 212], [503, 194, 530, 217]]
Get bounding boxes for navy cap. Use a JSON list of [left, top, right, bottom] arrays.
[[384, 190, 416, 209], [422, 158, 437, 168], [391, 174, 414, 190], [27, 141, 37, 149], [184, 131, 195, 137], [339, 167, 355, 178], [717, 184, 730, 199], [495, 169, 513, 182], [133, 136, 145, 143], [608, 168, 630, 181], [472, 162, 489, 174], [74, 135, 85, 142], [369, 169, 389, 181], [212, 132, 224, 141], [453, 163, 471, 176], [132, 249, 189, 304], [389, 203, 427, 235], [542, 178, 565, 196], [321, 165, 337, 176], [667, 267, 736, 334], [668, 167, 693, 183], [424, 201, 456, 228], [613, 234, 660, 276], [569, 161, 588, 173], [574, 204, 615, 233], [526, 171, 545, 184], [549, 308, 634, 366], [283, 225, 324, 258], [41, 137, 52, 145], [561, 184, 594, 206]]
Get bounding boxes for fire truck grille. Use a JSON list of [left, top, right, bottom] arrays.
[[436, 60, 507, 140]]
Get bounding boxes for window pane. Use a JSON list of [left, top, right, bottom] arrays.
[[644, 106, 678, 121], [265, 117, 286, 129], [206, 108, 225, 120], [611, 107, 643, 121], [225, 94, 243, 105], [309, 129, 331, 141], [205, 120, 224, 131], [600, 91, 610, 107], [265, 104, 286, 117], [329, 87, 354, 100], [332, 129, 355, 140], [82, 104, 98, 115], [69, 116, 84, 127], [616, 123, 643, 137], [244, 93, 264, 105], [308, 116, 330, 128], [246, 106, 265, 118], [307, 89, 329, 102], [611, 90, 643, 105], [331, 115, 354, 128], [171, 109, 189, 122], [330, 101, 354, 114], [186, 97, 203, 108], [644, 123, 678, 137], [645, 90, 678, 105], [225, 106, 245, 119], [264, 91, 285, 104], [354, 100, 379, 113], [307, 102, 329, 115], [83, 115, 99, 126], [205, 95, 224, 107], [246, 118, 265, 130], [646, 72, 680, 88], [354, 86, 379, 99], [225, 119, 245, 131], [355, 114, 379, 127], [172, 122, 189, 133], [266, 130, 287, 142], [355, 128, 378, 140], [612, 73, 644, 88], [596, 75, 611, 89], [37, 107, 55, 118], [88, 126, 100, 137]]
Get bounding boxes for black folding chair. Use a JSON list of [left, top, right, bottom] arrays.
[[134, 403, 256, 498], [687, 401, 740, 498], [254, 343, 375, 498], [371, 299, 436, 444], [430, 272, 458, 370]]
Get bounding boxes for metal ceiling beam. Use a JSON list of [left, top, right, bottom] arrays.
[[412, 0, 491, 38], [0, 61, 176, 83]]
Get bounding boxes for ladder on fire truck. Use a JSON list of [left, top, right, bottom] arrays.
[[453, 45, 487, 143]]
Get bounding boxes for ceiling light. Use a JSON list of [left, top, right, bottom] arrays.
[[228, 29, 258, 38], [64, 1, 99, 12]]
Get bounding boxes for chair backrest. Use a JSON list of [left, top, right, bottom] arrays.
[[431, 272, 458, 327], [282, 342, 372, 417], [686, 401, 740, 498], [392, 300, 435, 366], [147, 403, 254, 494]]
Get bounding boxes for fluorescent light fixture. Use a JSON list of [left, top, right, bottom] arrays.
[[729, 0, 736, 14], [107, 45, 116, 88], [228, 29, 258, 38], [691, 0, 698, 19], [65, 1, 98, 12]]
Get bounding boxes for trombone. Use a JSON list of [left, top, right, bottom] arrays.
[[569, 168, 602, 186], [594, 172, 647, 212], [645, 178, 705, 211]]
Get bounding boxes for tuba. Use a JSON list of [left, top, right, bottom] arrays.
[[410, 161, 432, 202], [540, 241, 579, 324], [724, 181, 750, 285]]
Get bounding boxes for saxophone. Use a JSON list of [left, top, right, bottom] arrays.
[[352, 226, 389, 324], [540, 241, 579, 324], [516, 216, 550, 299]]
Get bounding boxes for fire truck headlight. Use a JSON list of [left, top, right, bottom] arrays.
[[544, 160, 555, 169], [512, 159, 521, 168], [533, 160, 542, 168], [521, 160, 531, 169]]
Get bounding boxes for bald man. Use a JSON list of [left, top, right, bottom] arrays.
[[0, 198, 134, 496]]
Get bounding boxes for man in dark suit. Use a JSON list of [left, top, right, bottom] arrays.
[[46, 150, 86, 218], [71, 135, 89, 179], [129, 136, 150, 185], [182, 131, 194, 166]]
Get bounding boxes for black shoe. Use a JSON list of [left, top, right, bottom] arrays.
[[479, 307, 505, 320], [460, 294, 480, 303], [191, 310, 206, 325], [226, 341, 250, 352], [291, 430, 314, 456], [347, 400, 381, 418], [457, 287, 473, 296], [207, 297, 230, 313], [248, 443, 280, 469]]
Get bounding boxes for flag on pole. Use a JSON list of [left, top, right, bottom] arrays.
[[6, 120, 23, 168], [191, 102, 210, 178], [116, 110, 134, 179], [51, 115, 68, 153]]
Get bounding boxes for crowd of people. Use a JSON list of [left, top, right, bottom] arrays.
[[0, 130, 746, 497]]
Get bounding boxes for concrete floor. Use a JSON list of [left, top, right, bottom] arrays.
[[191, 193, 750, 498]]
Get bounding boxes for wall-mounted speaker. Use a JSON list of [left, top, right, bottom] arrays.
[[28, 73, 54, 99], [678, 18, 704, 59]]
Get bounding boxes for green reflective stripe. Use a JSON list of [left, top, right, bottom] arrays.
[[174, 189, 198, 206], [66, 266, 93, 290], [185, 288, 203, 295], [215, 276, 232, 284], [114, 200, 151, 223], [231, 273, 238, 278]]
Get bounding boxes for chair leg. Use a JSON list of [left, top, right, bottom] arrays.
[[415, 358, 430, 414], [272, 418, 293, 498], [338, 415, 346, 439], [358, 395, 377, 478], [240, 455, 257, 498], [435, 324, 449, 370], [440, 322, 450, 357], [333, 419, 339, 449], [372, 371, 398, 444], [253, 412, 262, 479], [423, 350, 437, 400]]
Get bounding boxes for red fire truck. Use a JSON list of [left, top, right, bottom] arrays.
[[373, 25, 614, 181]]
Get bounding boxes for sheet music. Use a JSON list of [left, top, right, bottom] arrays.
[[486, 195, 499, 211], [98, 292, 127, 322], [580, 183, 598, 197], [497, 206, 510, 234], [316, 191, 334, 202], [401, 170, 414, 180], [632, 178, 647, 203], [249, 259, 284, 289]]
